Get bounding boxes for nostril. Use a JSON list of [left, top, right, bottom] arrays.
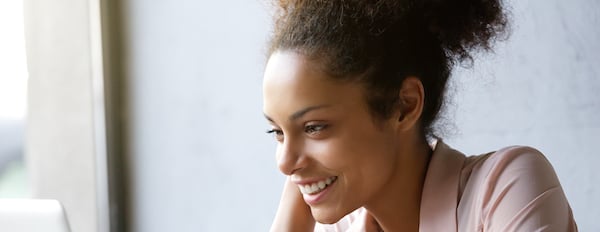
[[276, 138, 307, 175], [277, 156, 299, 175], [276, 149, 304, 176]]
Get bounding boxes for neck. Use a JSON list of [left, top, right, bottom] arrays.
[[364, 136, 432, 231]]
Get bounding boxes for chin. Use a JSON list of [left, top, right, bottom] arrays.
[[311, 207, 347, 224]]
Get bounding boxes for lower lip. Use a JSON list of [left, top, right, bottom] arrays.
[[302, 179, 336, 205]]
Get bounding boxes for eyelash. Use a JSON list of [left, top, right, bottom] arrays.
[[304, 124, 327, 134], [265, 124, 328, 141], [266, 129, 284, 142], [266, 129, 283, 136]]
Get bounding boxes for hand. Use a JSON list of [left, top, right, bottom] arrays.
[[270, 177, 315, 232]]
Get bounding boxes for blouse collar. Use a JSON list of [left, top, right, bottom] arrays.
[[419, 140, 466, 232]]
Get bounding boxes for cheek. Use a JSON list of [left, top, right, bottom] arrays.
[[304, 126, 399, 222], [274, 143, 283, 162], [308, 131, 398, 182], [345, 136, 397, 184], [305, 137, 364, 171]]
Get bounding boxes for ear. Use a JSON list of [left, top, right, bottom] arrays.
[[395, 77, 425, 131]]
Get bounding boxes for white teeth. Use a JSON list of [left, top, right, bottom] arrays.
[[298, 176, 337, 195], [318, 181, 326, 189]]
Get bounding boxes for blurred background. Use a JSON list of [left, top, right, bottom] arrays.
[[0, 0, 598, 231], [0, 0, 29, 198]]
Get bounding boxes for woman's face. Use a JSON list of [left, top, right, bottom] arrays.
[[263, 51, 403, 223]]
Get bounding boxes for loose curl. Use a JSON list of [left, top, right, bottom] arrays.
[[268, 0, 508, 137]]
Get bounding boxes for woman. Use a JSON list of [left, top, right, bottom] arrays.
[[262, 0, 577, 231]]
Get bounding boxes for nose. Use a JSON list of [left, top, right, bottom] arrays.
[[276, 138, 306, 175]]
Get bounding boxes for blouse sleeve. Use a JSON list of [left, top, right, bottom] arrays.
[[478, 146, 578, 231]]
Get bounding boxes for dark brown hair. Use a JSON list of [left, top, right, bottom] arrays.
[[268, 0, 508, 137]]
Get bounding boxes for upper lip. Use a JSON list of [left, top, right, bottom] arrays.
[[291, 176, 335, 185]]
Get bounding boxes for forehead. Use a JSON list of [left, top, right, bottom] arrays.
[[262, 51, 366, 121], [263, 51, 330, 97]]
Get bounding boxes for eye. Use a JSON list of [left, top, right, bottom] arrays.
[[304, 124, 328, 135], [266, 129, 284, 142]]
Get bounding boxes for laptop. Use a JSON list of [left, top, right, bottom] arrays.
[[0, 199, 71, 232]]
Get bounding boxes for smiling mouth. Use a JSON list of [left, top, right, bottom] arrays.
[[298, 176, 338, 195]]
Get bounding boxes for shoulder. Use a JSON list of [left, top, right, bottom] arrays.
[[467, 145, 552, 173], [463, 145, 562, 204], [459, 146, 577, 231], [463, 146, 559, 189]]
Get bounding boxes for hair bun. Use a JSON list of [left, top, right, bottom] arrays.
[[274, 0, 508, 64], [419, 0, 509, 63]]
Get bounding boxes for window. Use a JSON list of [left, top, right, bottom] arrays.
[[0, 0, 29, 198]]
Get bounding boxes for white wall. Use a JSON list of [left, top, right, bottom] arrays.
[[123, 0, 599, 231], [123, 1, 279, 231]]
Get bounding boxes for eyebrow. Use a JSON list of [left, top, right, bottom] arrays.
[[264, 104, 332, 122]]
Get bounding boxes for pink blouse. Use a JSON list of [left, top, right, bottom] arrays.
[[315, 141, 577, 231]]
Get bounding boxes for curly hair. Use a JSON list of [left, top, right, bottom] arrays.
[[268, 0, 508, 137]]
